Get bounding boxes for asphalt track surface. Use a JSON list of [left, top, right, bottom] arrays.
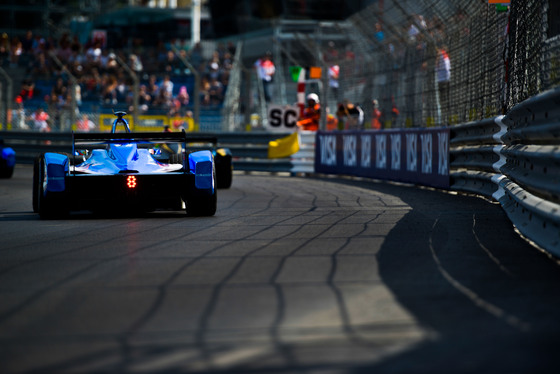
[[2, 165, 560, 373]]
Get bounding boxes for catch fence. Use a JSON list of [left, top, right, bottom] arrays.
[[243, 0, 558, 131]]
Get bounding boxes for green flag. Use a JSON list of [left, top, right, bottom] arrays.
[[289, 66, 303, 82]]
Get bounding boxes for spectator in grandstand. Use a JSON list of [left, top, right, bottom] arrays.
[[430, 16, 447, 46], [19, 78, 34, 102], [115, 77, 129, 104], [337, 99, 364, 130], [57, 33, 73, 63], [328, 64, 340, 102], [170, 112, 185, 131], [0, 33, 9, 67], [100, 52, 118, 74], [154, 79, 173, 112], [9, 36, 22, 67], [146, 74, 159, 99], [222, 51, 233, 71], [220, 68, 230, 95], [82, 68, 102, 101], [51, 77, 67, 105], [13, 96, 28, 130], [30, 51, 50, 77], [32, 107, 50, 132], [324, 41, 339, 64], [85, 42, 102, 66], [161, 50, 180, 75], [436, 44, 451, 125], [130, 84, 152, 113], [128, 53, 144, 75], [76, 114, 95, 132], [175, 49, 191, 75], [170, 110, 194, 132], [21, 30, 34, 55], [297, 93, 321, 131], [0, 30, 235, 115], [160, 75, 174, 99], [200, 77, 211, 106], [407, 15, 427, 43], [254, 51, 275, 102], [174, 85, 189, 113], [177, 39, 190, 53], [208, 77, 224, 106], [101, 75, 118, 105], [207, 60, 220, 81]]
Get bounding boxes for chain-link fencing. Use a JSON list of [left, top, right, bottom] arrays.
[[238, 0, 558, 130]]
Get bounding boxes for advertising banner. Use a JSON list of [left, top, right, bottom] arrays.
[[314, 128, 450, 189]]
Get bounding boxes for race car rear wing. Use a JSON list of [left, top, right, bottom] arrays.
[[72, 131, 217, 145]]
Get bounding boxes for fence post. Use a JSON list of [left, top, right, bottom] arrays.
[[171, 45, 200, 130], [114, 54, 139, 128], [49, 52, 77, 131], [0, 67, 13, 130]]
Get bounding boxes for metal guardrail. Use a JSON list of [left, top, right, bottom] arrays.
[[502, 88, 560, 145], [450, 86, 560, 257]]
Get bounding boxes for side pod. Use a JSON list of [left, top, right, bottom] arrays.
[[44, 153, 69, 192], [188, 150, 214, 192]]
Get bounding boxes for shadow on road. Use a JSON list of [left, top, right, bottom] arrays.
[[328, 179, 560, 373]]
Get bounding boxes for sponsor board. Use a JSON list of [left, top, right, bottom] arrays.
[[314, 128, 450, 189]]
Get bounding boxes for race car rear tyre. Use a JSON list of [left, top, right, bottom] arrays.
[[0, 165, 13, 178], [186, 190, 217, 217], [216, 156, 232, 189], [35, 154, 69, 219], [32, 156, 39, 213]]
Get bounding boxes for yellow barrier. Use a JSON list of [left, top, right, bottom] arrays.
[[98, 114, 196, 132]]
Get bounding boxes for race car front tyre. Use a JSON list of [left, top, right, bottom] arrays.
[[216, 157, 232, 189]]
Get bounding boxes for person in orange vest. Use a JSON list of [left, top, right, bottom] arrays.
[[297, 93, 321, 131], [326, 112, 338, 131], [371, 99, 382, 130]]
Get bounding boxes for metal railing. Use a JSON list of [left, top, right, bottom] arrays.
[[450, 86, 560, 257]]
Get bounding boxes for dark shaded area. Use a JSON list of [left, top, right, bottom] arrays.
[[209, 0, 366, 37], [326, 178, 560, 373]]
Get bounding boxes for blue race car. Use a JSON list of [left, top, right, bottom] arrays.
[[32, 112, 217, 218], [0, 138, 16, 178], [152, 132, 233, 189]]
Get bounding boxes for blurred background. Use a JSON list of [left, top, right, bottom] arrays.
[[0, 0, 558, 132]]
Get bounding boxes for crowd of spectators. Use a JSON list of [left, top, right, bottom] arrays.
[[0, 30, 236, 116]]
